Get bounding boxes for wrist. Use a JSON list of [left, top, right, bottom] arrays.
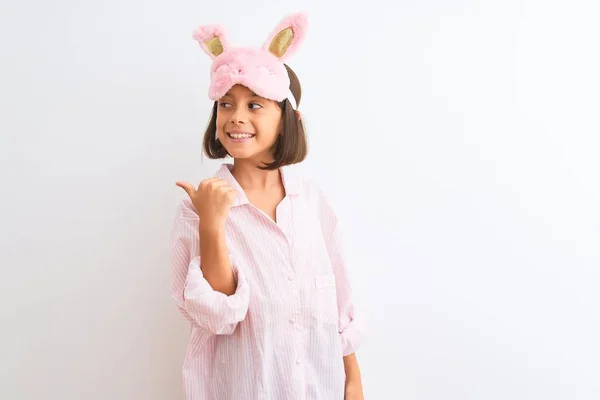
[[199, 221, 225, 235]]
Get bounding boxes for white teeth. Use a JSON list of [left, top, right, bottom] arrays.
[[229, 133, 254, 139]]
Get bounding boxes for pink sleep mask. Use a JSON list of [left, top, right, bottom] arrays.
[[192, 12, 307, 108]]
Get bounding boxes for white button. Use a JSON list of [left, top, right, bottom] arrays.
[[296, 359, 301, 365], [288, 275, 295, 281], [289, 319, 294, 324]]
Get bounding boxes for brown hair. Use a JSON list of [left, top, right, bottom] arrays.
[[201, 64, 308, 170]]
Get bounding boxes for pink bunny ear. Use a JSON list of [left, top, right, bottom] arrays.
[[262, 12, 308, 62], [192, 25, 230, 59]]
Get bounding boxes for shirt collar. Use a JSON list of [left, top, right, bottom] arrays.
[[215, 163, 303, 207]]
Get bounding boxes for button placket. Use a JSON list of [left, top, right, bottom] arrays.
[[287, 224, 302, 323], [284, 199, 305, 379], [289, 278, 301, 323]]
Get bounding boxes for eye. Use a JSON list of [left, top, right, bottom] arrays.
[[249, 102, 263, 109], [219, 102, 232, 108]]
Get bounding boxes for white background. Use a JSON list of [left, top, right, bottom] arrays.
[[1, 0, 599, 399]]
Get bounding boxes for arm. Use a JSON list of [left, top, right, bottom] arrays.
[[343, 353, 363, 398], [170, 199, 249, 335], [199, 223, 236, 295]]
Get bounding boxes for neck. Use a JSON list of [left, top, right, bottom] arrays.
[[231, 159, 281, 191]]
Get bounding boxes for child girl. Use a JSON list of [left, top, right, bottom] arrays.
[[170, 12, 365, 400]]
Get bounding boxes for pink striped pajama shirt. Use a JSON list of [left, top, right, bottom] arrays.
[[169, 163, 365, 400]]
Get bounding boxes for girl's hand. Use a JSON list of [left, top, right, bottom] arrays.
[[176, 178, 237, 230]]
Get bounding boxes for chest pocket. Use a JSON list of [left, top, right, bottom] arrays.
[[315, 273, 339, 324]]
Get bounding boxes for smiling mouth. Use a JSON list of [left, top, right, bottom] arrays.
[[227, 132, 256, 139]]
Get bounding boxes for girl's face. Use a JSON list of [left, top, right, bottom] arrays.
[[216, 84, 283, 163]]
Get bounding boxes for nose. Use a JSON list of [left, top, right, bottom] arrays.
[[230, 106, 248, 124]]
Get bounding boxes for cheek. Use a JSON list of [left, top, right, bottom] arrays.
[[259, 112, 282, 134], [254, 120, 280, 139], [216, 112, 227, 130]]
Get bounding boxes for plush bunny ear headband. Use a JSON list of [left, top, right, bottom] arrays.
[[192, 12, 307, 110]]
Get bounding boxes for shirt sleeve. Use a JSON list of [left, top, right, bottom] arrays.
[[169, 199, 250, 335], [315, 184, 367, 356]]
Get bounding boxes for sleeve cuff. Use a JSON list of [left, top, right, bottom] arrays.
[[339, 317, 367, 356], [185, 256, 219, 294], [183, 255, 250, 335]]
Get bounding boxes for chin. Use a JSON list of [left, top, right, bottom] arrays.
[[226, 149, 256, 159]]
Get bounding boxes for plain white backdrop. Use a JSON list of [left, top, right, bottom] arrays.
[[1, 0, 599, 399]]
